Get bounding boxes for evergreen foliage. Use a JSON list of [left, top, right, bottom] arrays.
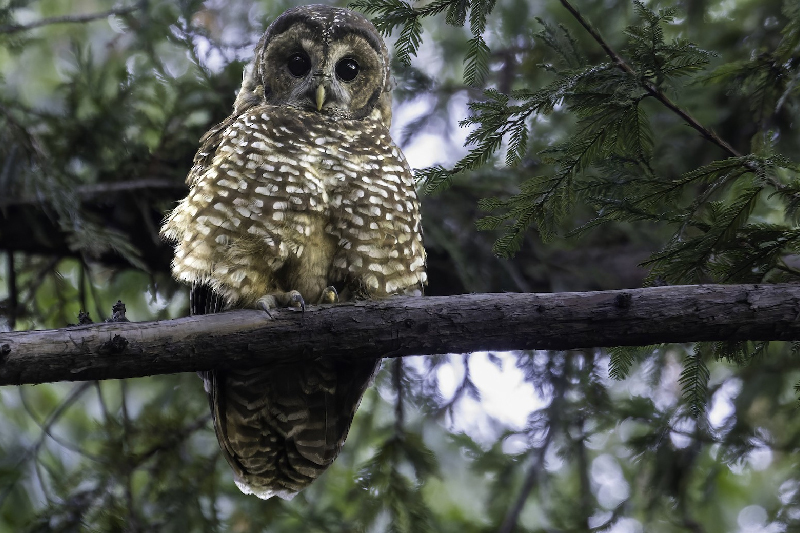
[[1, 0, 800, 531], [375, 0, 800, 415]]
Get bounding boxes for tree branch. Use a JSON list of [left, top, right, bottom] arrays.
[[0, 178, 185, 208], [1, 284, 799, 386], [0, 5, 141, 35], [558, 0, 742, 158]]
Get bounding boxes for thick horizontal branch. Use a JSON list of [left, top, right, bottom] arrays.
[[1, 284, 799, 386]]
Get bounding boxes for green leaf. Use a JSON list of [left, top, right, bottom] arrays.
[[463, 35, 490, 86], [679, 345, 710, 418], [608, 345, 662, 380]]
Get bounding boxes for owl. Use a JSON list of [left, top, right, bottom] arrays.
[[160, 5, 426, 500]]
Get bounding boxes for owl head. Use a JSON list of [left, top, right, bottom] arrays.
[[236, 5, 393, 126]]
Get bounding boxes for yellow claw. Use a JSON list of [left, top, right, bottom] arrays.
[[315, 84, 326, 111]]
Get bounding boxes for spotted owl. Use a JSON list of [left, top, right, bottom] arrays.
[[160, 5, 426, 500]]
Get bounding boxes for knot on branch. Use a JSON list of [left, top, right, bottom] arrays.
[[615, 293, 632, 309], [100, 334, 129, 355]]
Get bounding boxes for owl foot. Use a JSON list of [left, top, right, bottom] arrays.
[[256, 290, 306, 319], [318, 286, 339, 304]]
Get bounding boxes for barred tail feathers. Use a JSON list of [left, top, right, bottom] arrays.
[[206, 357, 379, 500]]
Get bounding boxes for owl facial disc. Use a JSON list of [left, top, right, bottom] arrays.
[[249, 5, 393, 123]]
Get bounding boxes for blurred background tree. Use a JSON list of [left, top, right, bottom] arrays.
[[1, 0, 800, 531]]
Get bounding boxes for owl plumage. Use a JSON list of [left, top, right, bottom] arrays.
[[160, 5, 426, 500]]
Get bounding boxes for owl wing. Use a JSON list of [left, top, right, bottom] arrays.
[[161, 106, 312, 306], [187, 69, 263, 188], [324, 129, 427, 298]]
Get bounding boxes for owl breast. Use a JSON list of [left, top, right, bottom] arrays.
[[164, 105, 426, 308]]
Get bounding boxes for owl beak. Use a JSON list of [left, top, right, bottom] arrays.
[[315, 84, 326, 112]]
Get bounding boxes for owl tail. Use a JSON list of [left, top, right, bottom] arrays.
[[204, 357, 380, 500]]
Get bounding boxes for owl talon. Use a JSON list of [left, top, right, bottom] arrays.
[[287, 290, 305, 312], [256, 296, 277, 319], [257, 291, 305, 315], [318, 286, 339, 304]]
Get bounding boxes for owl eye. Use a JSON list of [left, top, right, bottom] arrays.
[[335, 58, 360, 82], [287, 53, 311, 77]]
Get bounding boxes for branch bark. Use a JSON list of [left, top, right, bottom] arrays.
[[1, 284, 799, 386]]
